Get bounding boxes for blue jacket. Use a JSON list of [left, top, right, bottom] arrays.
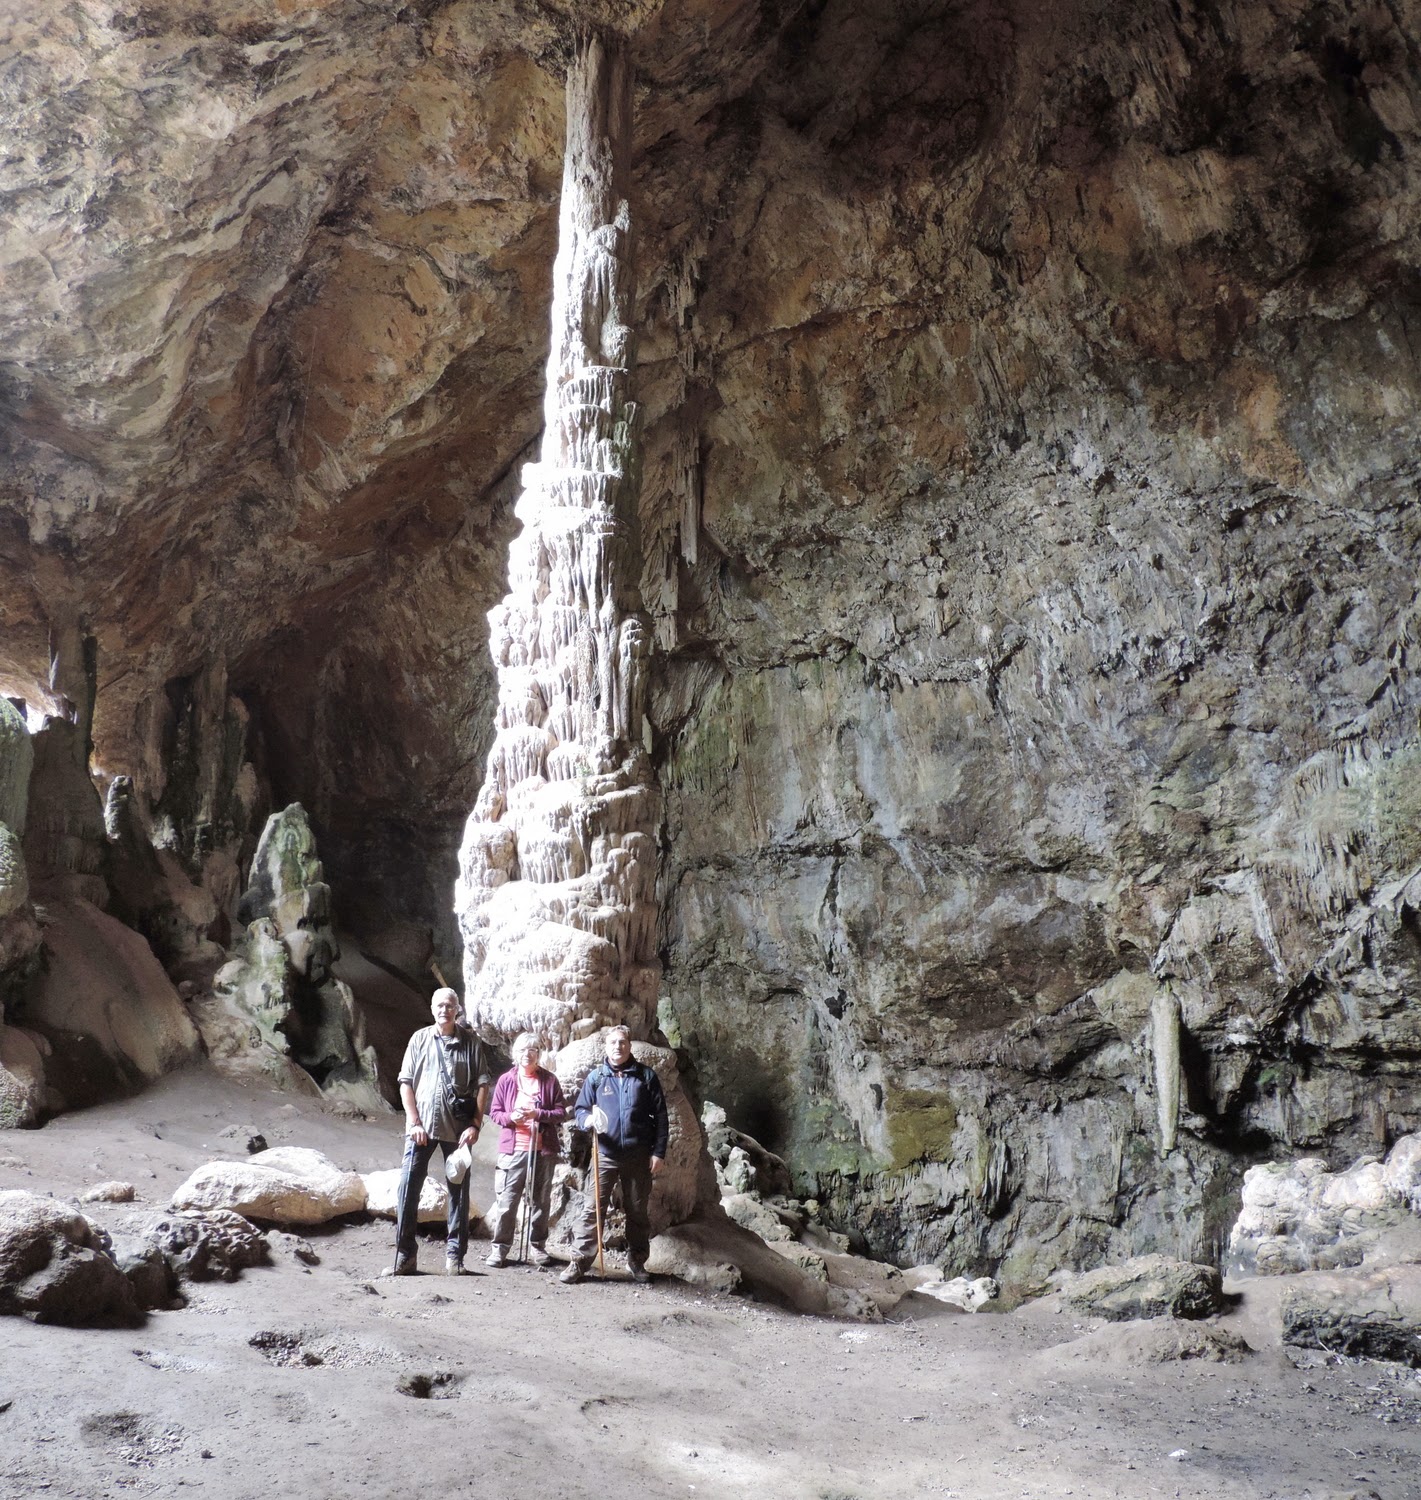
[[575, 1060, 669, 1158]]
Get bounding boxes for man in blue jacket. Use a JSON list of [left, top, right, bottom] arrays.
[[561, 1025, 668, 1284]]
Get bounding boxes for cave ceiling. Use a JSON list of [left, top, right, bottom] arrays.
[[3, 0, 1419, 953]]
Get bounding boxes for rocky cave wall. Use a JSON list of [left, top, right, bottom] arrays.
[[640, 0, 1421, 1281], [3, 0, 1421, 1284]]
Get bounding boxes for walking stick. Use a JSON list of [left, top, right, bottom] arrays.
[[590, 1128, 606, 1277], [519, 1128, 537, 1263]]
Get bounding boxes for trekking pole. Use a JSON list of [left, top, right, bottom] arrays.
[[519, 1128, 537, 1263], [590, 1128, 606, 1278]]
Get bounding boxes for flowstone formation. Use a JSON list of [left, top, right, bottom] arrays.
[[454, 32, 659, 1050]]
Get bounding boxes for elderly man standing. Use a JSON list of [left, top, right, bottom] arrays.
[[390, 987, 491, 1276], [561, 1025, 668, 1285]]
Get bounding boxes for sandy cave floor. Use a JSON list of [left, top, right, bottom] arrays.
[[1, 1067, 1420, 1500]]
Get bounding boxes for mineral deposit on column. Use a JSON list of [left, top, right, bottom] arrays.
[[455, 33, 659, 1047]]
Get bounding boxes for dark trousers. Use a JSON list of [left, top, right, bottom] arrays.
[[573, 1147, 652, 1267], [395, 1136, 469, 1262]]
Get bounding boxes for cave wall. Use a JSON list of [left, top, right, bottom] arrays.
[[636, 0, 1421, 1278]]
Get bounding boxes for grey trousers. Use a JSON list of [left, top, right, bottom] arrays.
[[573, 1147, 652, 1267], [489, 1149, 554, 1251]]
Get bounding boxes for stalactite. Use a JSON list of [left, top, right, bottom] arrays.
[[453, 31, 660, 1049], [1151, 988, 1181, 1156]]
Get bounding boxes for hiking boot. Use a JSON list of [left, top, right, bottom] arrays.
[[445, 1254, 467, 1276], [628, 1261, 651, 1285], [386, 1253, 417, 1277], [528, 1245, 552, 1268], [485, 1247, 508, 1269], [559, 1260, 588, 1284]]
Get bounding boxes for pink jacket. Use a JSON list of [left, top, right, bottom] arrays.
[[488, 1066, 567, 1156]]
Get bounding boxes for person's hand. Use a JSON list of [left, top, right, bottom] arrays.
[[589, 1105, 610, 1134], [650, 1155, 665, 1177], [459, 1124, 479, 1147], [408, 1124, 429, 1147]]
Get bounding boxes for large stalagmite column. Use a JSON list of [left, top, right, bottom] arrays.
[[454, 33, 660, 1048]]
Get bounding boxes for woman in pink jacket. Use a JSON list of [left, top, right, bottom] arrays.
[[485, 1033, 567, 1267]]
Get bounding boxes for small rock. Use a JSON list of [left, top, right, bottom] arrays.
[[245, 1135, 268, 1156], [272, 1232, 320, 1266], [81, 1182, 136, 1205]]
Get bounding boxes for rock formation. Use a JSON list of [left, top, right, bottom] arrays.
[[199, 804, 386, 1111], [454, 30, 660, 1050], [1228, 1134, 1421, 1277]]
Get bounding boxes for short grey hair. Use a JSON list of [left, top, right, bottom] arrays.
[[431, 987, 460, 1011], [511, 1031, 542, 1059], [605, 1024, 631, 1041]]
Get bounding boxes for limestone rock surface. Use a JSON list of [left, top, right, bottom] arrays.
[[361, 1168, 449, 1224], [1281, 1267, 1421, 1366], [1054, 1254, 1224, 1322], [1229, 1136, 1421, 1276], [16, 897, 201, 1112], [0, 1189, 139, 1326], [172, 1148, 366, 1225]]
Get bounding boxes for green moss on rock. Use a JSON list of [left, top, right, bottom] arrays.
[[885, 1086, 958, 1171]]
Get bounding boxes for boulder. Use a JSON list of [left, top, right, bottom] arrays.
[[818, 1249, 909, 1315], [205, 808, 388, 1109], [109, 1235, 182, 1310], [361, 1168, 450, 1223], [1382, 1137, 1421, 1216], [767, 1242, 829, 1282], [1049, 1319, 1253, 1366], [722, 1190, 794, 1242], [0, 1189, 140, 1326], [137, 1208, 270, 1282], [172, 1148, 366, 1225], [1229, 1136, 1421, 1276], [702, 1101, 793, 1198], [0, 1024, 45, 1128], [247, 1148, 366, 1214], [1055, 1254, 1223, 1322], [17, 897, 201, 1110], [910, 1274, 1002, 1312], [1281, 1266, 1421, 1366], [647, 1212, 881, 1321]]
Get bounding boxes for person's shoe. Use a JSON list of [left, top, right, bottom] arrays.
[[628, 1261, 651, 1285], [485, 1247, 508, 1269], [445, 1254, 467, 1276], [528, 1245, 552, 1268], [559, 1260, 588, 1284], [384, 1253, 417, 1277]]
